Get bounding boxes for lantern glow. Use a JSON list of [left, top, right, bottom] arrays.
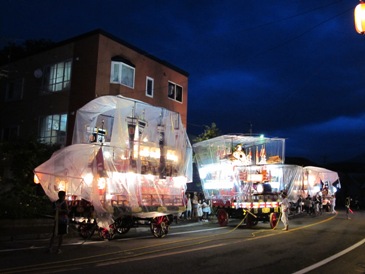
[[34, 174, 40, 184], [355, 1, 365, 34], [58, 180, 66, 191], [97, 177, 106, 190]]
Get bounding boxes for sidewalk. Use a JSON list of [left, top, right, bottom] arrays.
[[0, 218, 56, 242]]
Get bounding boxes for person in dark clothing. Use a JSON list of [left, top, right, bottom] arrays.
[[345, 195, 352, 220], [48, 191, 69, 254], [304, 194, 312, 215]]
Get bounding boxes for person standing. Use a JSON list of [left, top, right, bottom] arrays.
[[186, 193, 192, 220], [345, 195, 352, 220], [280, 192, 290, 231], [330, 194, 336, 214], [304, 194, 312, 215], [192, 192, 199, 220], [202, 199, 211, 221], [48, 191, 69, 254], [197, 200, 203, 222]]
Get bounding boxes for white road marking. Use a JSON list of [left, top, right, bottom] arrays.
[[293, 238, 365, 274]]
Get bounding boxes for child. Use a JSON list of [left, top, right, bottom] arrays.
[[202, 199, 211, 222]]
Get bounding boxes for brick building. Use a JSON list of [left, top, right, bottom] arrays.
[[0, 29, 189, 146]]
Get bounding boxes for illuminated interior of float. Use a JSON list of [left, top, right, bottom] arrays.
[[193, 135, 286, 202]]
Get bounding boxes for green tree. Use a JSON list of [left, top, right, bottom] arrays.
[[193, 122, 221, 143], [0, 140, 60, 218]]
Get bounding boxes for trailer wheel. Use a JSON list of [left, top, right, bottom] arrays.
[[79, 223, 95, 239], [113, 217, 132, 235], [246, 214, 258, 227], [99, 227, 114, 240], [117, 227, 130, 234], [150, 216, 169, 238], [217, 209, 229, 226], [269, 213, 279, 228]]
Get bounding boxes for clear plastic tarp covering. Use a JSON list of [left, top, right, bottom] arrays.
[[196, 162, 303, 204], [193, 134, 285, 167], [286, 166, 340, 208], [302, 166, 340, 197], [34, 95, 192, 223]]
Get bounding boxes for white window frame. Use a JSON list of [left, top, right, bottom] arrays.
[[39, 114, 67, 145], [168, 81, 183, 103], [43, 60, 72, 93], [146, 76, 154, 98], [110, 61, 135, 89]]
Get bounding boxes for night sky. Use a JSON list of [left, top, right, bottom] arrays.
[[1, 1, 365, 163]]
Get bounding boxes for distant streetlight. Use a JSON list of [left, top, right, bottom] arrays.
[[354, 1, 365, 34]]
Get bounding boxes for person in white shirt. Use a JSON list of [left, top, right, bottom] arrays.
[[197, 200, 203, 221], [186, 194, 192, 220], [280, 192, 290, 231], [202, 199, 211, 222], [330, 194, 336, 214]]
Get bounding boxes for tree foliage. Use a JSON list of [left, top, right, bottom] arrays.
[[0, 39, 55, 65], [0, 140, 60, 218], [192, 122, 221, 143]]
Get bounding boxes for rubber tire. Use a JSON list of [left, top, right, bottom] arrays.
[[150, 216, 169, 238], [269, 212, 279, 229], [79, 223, 95, 239], [246, 214, 258, 227], [114, 217, 132, 235], [217, 209, 229, 226]]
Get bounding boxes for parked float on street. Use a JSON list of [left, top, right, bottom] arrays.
[[34, 95, 192, 238]]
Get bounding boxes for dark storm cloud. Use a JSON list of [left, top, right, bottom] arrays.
[[1, 0, 365, 163]]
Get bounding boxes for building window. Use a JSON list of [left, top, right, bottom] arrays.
[[39, 114, 67, 144], [4, 78, 24, 101], [110, 61, 135, 89], [168, 81, 183, 103], [1, 126, 19, 141], [146, 77, 154, 97], [42, 60, 72, 93]]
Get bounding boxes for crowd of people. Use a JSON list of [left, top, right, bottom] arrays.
[[181, 192, 212, 222], [292, 193, 337, 216]]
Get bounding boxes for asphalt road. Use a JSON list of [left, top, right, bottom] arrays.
[[0, 210, 364, 274]]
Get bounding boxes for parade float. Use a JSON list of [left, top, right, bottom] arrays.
[[34, 95, 193, 238], [193, 134, 341, 227], [193, 134, 290, 228]]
